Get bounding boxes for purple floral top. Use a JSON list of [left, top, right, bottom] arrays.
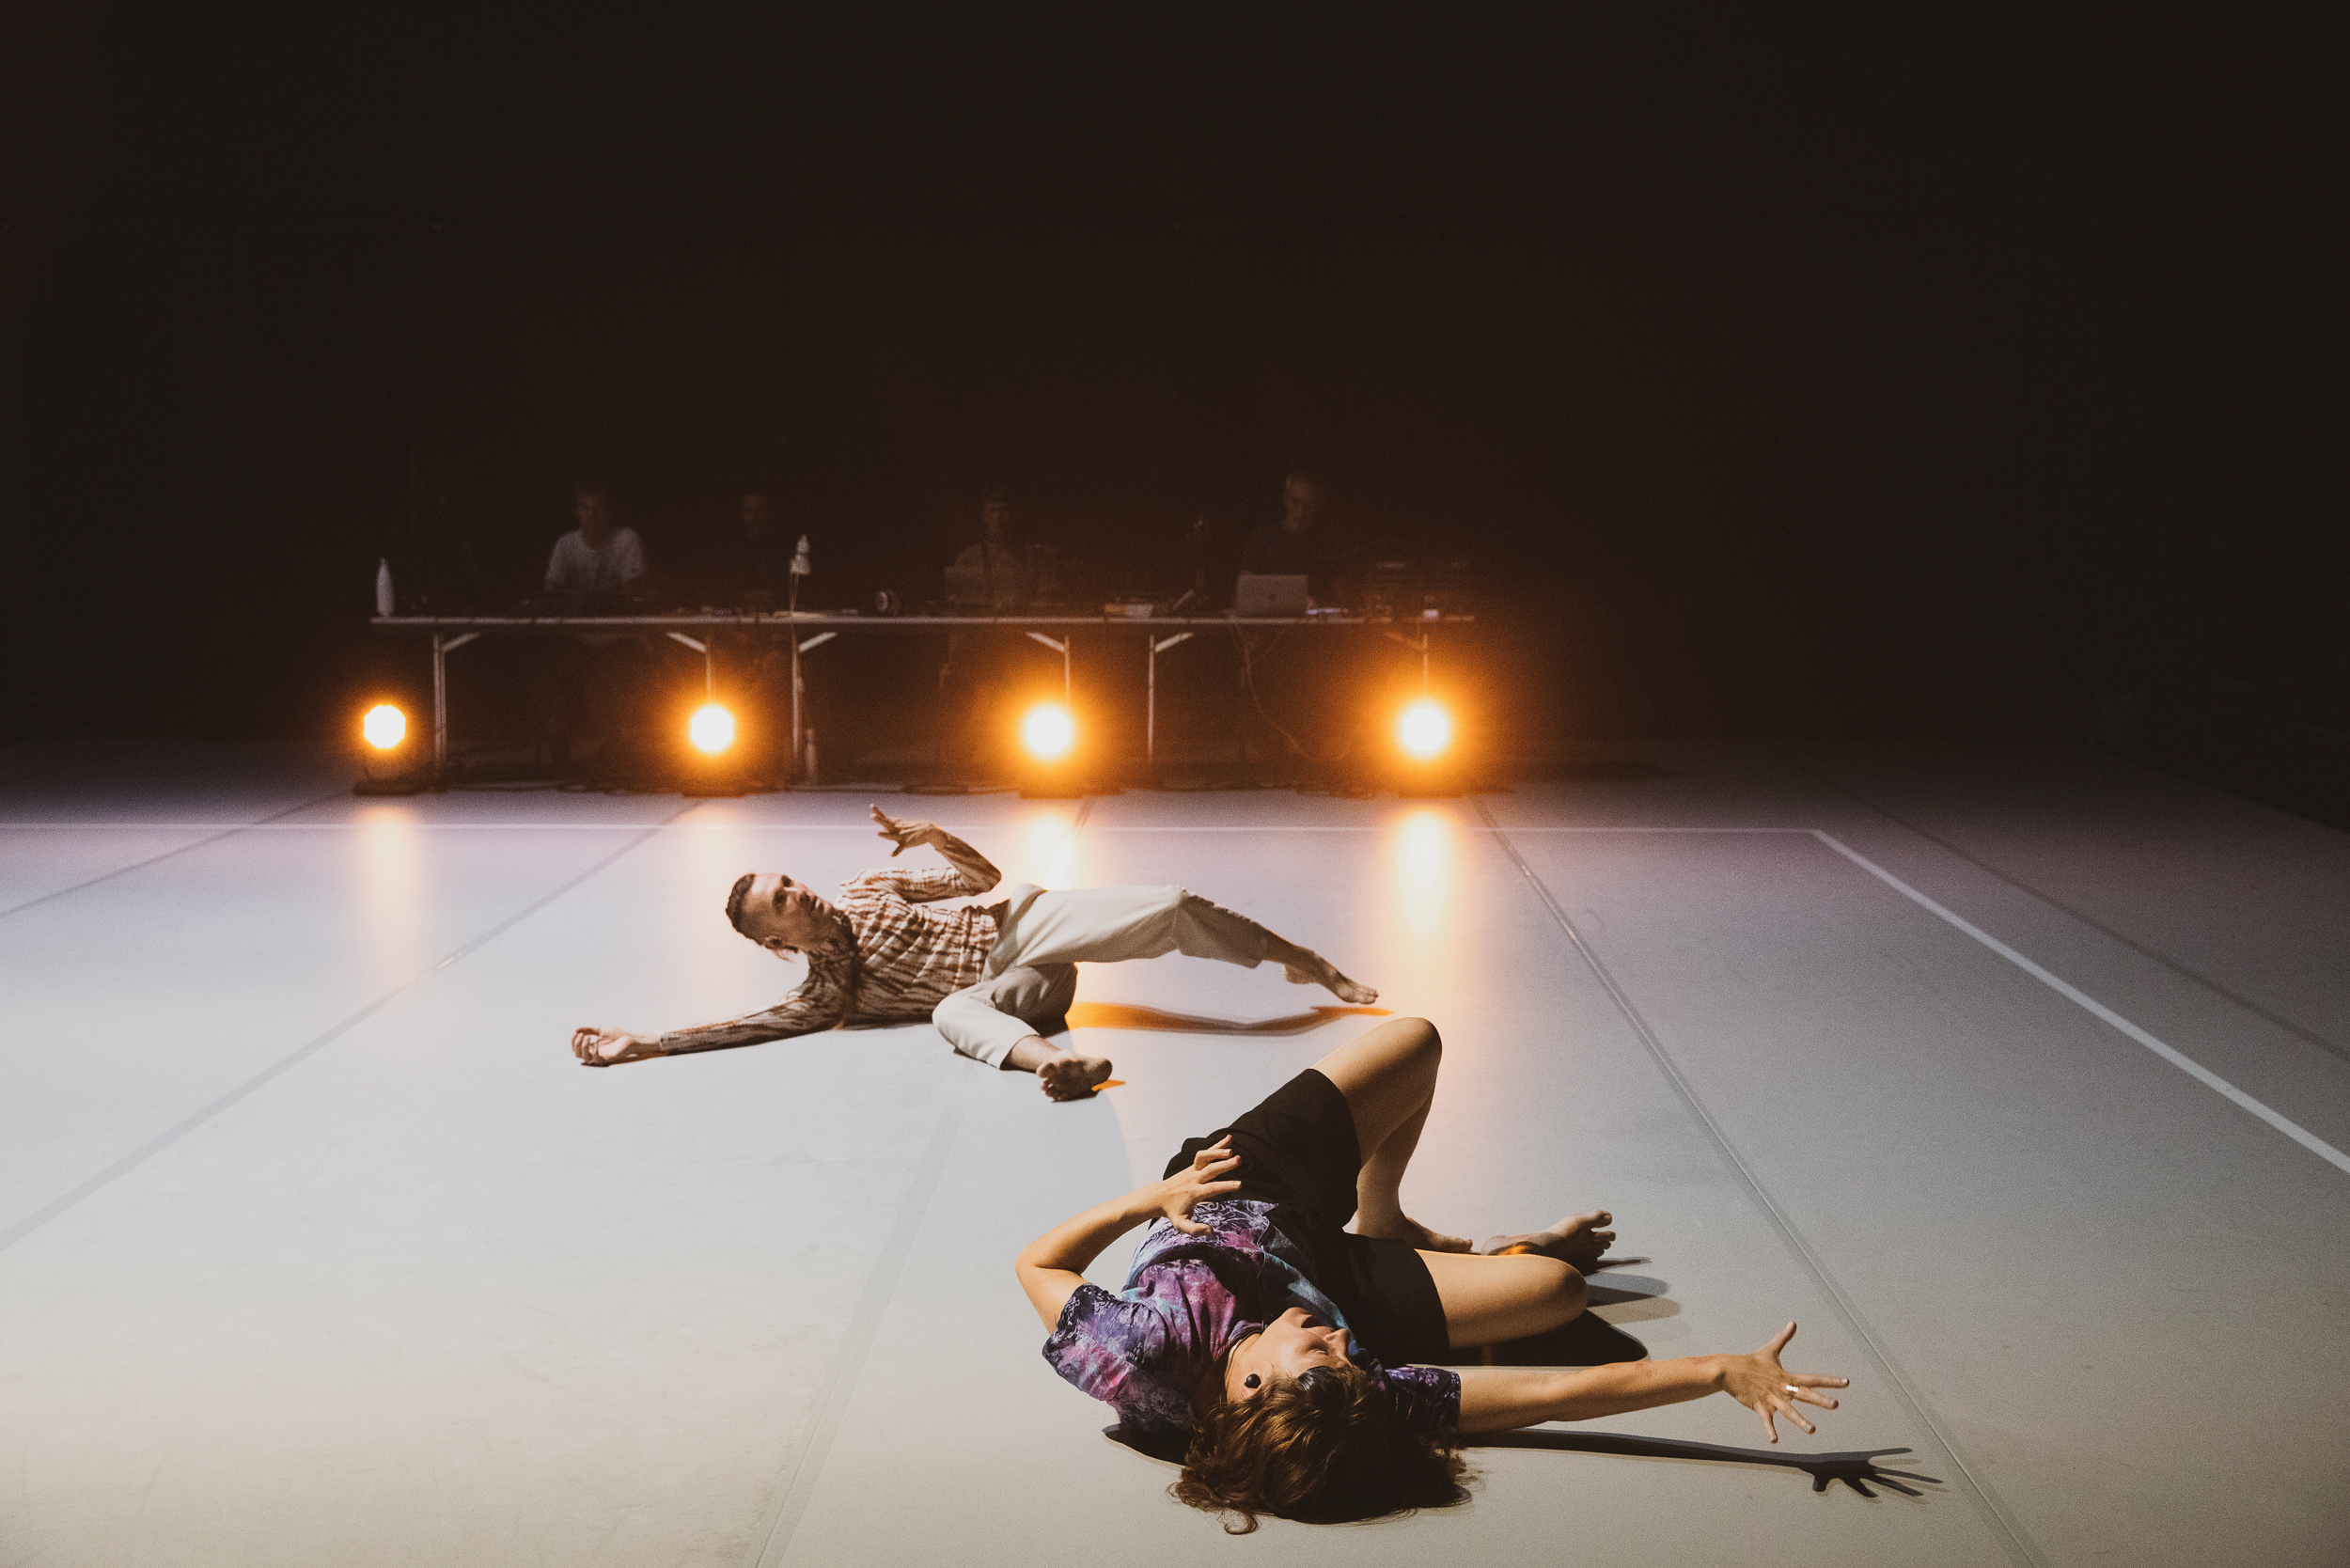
[[1042, 1198, 1462, 1441]]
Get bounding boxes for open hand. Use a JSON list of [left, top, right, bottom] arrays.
[[572, 1027, 659, 1066], [1153, 1137, 1243, 1235], [870, 805, 939, 856], [1717, 1323, 1848, 1444]]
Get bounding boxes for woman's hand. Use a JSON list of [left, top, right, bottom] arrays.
[[1015, 1139, 1242, 1327], [1152, 1137, 1243, 1236], [870, 806, 939, 856], [1716, 1323, 1848, 1443]]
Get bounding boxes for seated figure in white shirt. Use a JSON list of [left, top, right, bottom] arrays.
[[543, 479, 649, 596]]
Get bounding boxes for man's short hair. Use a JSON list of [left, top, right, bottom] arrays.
[[979, 482, 1015, 508], [724, 872, 758, 937], [1283, 470, 1324, 494], [574, 478, 613, 502]]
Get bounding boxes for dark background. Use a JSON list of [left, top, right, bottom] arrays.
[[1, 10, 2340, 783]]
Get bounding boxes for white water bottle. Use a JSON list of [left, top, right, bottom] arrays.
[[375, 557, 395, 617]]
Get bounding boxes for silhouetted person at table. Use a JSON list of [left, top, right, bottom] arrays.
[[1233, 472, 1355, 774], [940, 484, 1058, 772], [1240, 471, 1331, 596], [532, 479, 656, 769], [703, 490, 796, 772], [542, 479, 649, 597], [950, 483, 1032, 611], [706, 490, 793, 610]]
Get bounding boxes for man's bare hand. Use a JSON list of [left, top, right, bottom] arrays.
[[572, 1027, 660, 1067], [870, 806, 941, 856]]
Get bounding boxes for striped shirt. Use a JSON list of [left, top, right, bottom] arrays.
[[656, 836, 1004, 1055]]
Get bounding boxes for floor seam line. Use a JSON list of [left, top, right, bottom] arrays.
[[0, 800, 703, 1256], [747, 794, 1093, 1566], [0, 787, 353, 920], [1792, 761, 2350, 1065], [1810, 830, 2350, 1175], [745, 1090, 970, 1568], [1473, 799, 2046, 1568]]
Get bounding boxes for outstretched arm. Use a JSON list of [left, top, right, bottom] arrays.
[[1016, 1138, 1241, 1327], [1454, 1324, 1847, 1445], [571, 969, 850, 1065], [1457, 1325, 1842, 1448], [869, 806, 1001, 898]]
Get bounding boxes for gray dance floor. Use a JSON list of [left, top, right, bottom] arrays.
[[5, 738, 2346, 1567]]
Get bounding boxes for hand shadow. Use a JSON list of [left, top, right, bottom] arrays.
[[1106, 1417, 1941, 1501], [1467, 1429, 1943, 1499], [1060, 1002, 1390, 1035], [1104, 1415, 1940, 1500]]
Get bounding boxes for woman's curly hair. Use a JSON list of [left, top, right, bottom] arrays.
[[1170, 1362, 1472, 1532]]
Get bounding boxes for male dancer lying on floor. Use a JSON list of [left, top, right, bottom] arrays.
[[571, 807, 1377, 1099]]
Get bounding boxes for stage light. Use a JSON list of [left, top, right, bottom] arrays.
[[352, 702, 429, 795], [1022, 703, 1074, 761], [689, 704, 736, 756], [362, 704, 407, 750], [1397, 699, 1451, 760]]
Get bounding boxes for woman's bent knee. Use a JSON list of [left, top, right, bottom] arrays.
[[1524, 1256, 1587, 1331]]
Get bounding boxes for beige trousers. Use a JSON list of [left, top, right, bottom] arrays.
[[932, 884, 1275, 1065]]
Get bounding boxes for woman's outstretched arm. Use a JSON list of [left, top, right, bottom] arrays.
[[1015, 1138, 1242, 1328], [1454, 1323, 1848, 1445]]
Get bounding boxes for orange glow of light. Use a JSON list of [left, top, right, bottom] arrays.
[[362, 704, 407, 750], [1397, 700, 1450, 760], [1022, 704, 1075, 760], [688, 704, 736, 756]]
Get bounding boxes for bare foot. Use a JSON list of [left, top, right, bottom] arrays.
[[1479, 1209, 1616, 1272], [1282, 958, 1379, 1006], [1357, 1215, 1475, 1253], [1036, 1053, 1115, 1102]]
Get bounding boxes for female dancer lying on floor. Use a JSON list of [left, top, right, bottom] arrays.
[[1015, 1016, 1849, 1530]]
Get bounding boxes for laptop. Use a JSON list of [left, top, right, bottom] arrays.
[[1231, 572, 1310, 617]]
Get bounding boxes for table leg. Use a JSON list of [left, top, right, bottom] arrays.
[[1148, 631, 1194, 770]]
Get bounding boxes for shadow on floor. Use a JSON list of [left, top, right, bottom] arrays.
[[1469, 1430, 1944, 1498], [1106, 1411, 1940, 1500], [1475, 1306, 1653, 1367], [1062, 1002, 1390, 1034]]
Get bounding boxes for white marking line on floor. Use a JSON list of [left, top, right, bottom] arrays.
[[1810, 831, 2350, 1176], [1476, 804, 2042, 1566]]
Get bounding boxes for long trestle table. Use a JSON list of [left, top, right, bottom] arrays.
[[369, 610, 1472, 776]]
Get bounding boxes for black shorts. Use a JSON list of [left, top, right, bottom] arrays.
[[1166, 1068, 1452, 1365]]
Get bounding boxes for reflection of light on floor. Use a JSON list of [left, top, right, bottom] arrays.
[[1028, 812, 1081, 886], [1394, 809, 1451, 937], [355, 806, 427, 976], [677, 819, 756, 992]]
